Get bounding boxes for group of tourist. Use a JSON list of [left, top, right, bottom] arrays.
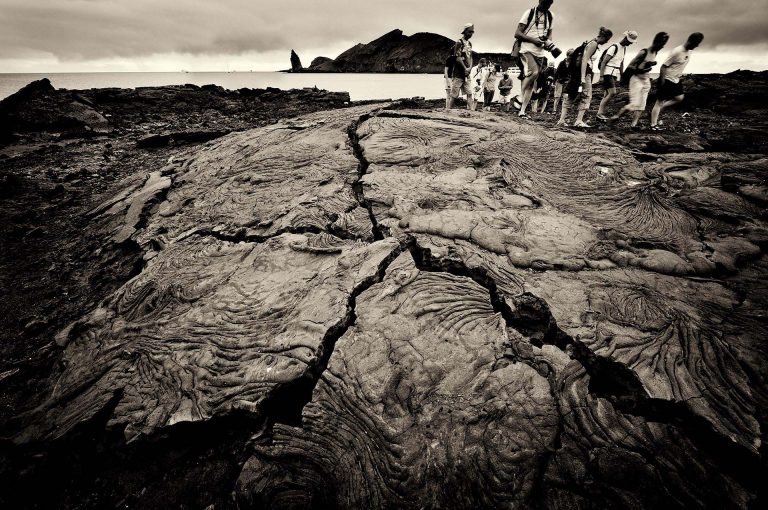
[[444, 0, 704, 130]]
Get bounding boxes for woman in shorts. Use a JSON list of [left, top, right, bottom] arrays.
[[610, 32, 669, 129]]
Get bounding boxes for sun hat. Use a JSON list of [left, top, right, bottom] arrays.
[[463, 23, 474, 31], [624, 30, 639, 43]]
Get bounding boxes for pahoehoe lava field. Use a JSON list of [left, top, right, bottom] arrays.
[[3, 104, 768, 508]]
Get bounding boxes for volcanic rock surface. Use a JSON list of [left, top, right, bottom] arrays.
[[14, 105, 768, 507]]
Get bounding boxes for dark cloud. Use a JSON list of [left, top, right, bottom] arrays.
[[1, 0, 766, 68]]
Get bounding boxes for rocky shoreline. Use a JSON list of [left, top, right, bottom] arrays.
[[0, 74, 766, 508]]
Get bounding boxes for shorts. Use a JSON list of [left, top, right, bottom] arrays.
[[629, 73, 651, 112], [628, 75, 651, 111], [450, 77, 471, 98], [499, 94, 513, 103], [554, 82, 564, 98], [564, 75, 593, 111], [657, 79, 684, 100], [520, 52, 546, 78], [603, 75, 618, 91]]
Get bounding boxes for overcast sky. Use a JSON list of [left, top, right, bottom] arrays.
[[2, 0, 767, 73]]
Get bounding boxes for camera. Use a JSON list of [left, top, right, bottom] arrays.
[[543, 41, 562, 58]]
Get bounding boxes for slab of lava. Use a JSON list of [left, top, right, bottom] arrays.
[[16, 106, 767, 508]]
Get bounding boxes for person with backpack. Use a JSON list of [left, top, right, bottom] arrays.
[[557, 26, 613, 128], [513, 0, 555, 118], [550, 48, 572, 114], [609, 32, 669, 129], [650, 32, 704, 130], [596, 30, 638, 120], [448, 23, 475, 110]]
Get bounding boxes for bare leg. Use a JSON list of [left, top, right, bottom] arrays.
[[557, 97, 570, 125], [519, 55, 540, 116], [598, 88, 615, 116], [519, 74, 538, 115], [630, 110, 642, 127], [610, 104, 631, 121], [552, 96, 561, 114], [651, 95, 683, 126]]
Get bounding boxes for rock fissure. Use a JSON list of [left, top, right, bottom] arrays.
[[188, 224, 326, 244], [406, 238, 762, 489], [256, 241, 405, 433], [346, 112, 386, 241]]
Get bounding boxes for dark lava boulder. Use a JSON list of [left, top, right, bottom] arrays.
[[0, 78, 111, 140]]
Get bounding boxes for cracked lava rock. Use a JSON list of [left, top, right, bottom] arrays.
[[11, 106, 768, 508]]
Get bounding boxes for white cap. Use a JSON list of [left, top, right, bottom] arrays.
[[463, 23, 475, 31], [624, 30, 639, 43]]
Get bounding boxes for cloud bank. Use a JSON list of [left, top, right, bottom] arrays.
[[1, 0, 766, 72]]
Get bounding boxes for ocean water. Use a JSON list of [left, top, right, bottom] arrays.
[[0, 72, 451, 102]]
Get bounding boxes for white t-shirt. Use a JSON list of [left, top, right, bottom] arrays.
[[469, 65, 487, 99], [518, 8, 552, 58], [663, 45, 691, 83], [603, 44, 626, 77]]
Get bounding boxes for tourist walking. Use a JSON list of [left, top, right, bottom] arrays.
[[469, 58, 488, 111], [443, 54, 456, 109], [650, 32, 704, 129], [532, 61, 555, 113], [557, 26, 613, 128], [513, 0, 555, 118], [596, 30, 638, 120], [610, 32, 669, 129], [484, 64, 500, 110], [448, 23, 475, 110], [498, 72, 514, 112], [550, 48, 572, 114]]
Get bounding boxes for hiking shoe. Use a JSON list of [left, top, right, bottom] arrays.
[[555, 120, 568, 127], [650, 125, 666, 131], [573, 121, 592, 128]]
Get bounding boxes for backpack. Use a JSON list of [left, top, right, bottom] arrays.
[[621, 48, 648, 86], [565, 40, 590, 98], [567, 40, 589, 78], [452, 39, 469, 79], [445, 54, 456, 78], [511, 7, 553, 58], [598, 44, 618, 72]]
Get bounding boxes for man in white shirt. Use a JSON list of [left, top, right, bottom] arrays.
[[650, 32, 704, 129], [448, 23, 476, 110], [597, 30, 638, 120], [514, 0, 554, 118], [468, 58, 488, 111]]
